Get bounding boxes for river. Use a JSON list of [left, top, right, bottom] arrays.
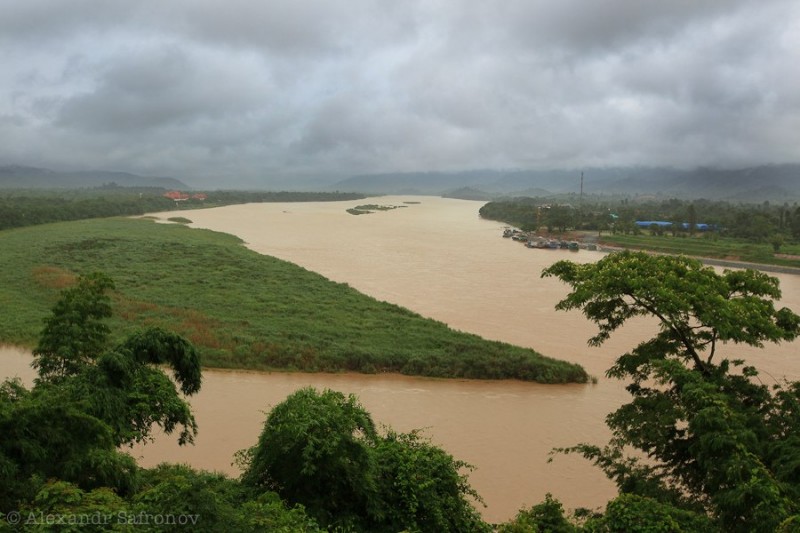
[[2, 196, 799, 523]]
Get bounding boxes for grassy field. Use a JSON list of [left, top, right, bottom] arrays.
[[0, 217, 588, 383], [600, 233, 800, 269]]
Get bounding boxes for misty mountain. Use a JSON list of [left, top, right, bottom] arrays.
[[332, 164, 800, 202], [0, 165, 189, 190], [332, 170, 493, 195]]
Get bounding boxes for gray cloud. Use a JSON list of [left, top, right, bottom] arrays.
[[1, 0, 798, 187], [56, 44, 273, 133]]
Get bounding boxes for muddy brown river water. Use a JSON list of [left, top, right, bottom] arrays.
[[2, 196, 798, 523]]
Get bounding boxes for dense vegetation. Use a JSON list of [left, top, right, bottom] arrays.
[[238, 387, 488, 531], [5, 252, 799, 531], [0, 188, 365, 231], [480, 196, 800, 268], [481, 196, 800, 240], [4, 195, 800, 530], [1, 277, 487, 531], [532, 251, 800, 531], [346, 204, 407, 215], [0, 190, 177, 230], [0, 217, 587, 383]]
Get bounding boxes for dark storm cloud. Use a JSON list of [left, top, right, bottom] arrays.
[[1, 0, 798, 186], [56, 45, 271, 133]]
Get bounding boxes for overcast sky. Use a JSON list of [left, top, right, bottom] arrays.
[[1, 1, 799, 187]]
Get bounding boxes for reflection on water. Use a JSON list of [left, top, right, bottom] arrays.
[[3, 196, 799, 523]]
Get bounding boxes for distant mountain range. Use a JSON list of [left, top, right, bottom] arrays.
[[4, 162, 799, 201], [0, 165, 189, 190], [331, 164, 800, 202]]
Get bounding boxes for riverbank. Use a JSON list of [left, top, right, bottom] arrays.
[[0, 216, 587, 384], [597, 233, 800, 271], [597, 243, 800, 276], [498, 227, 800, 276]]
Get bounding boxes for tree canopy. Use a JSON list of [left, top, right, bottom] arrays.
[[239, 387, 489, 532], [542, 251, 799, 377], [1, 273, 203, 509], [32, 272, 115, 382], [543, 251, 800, 531]]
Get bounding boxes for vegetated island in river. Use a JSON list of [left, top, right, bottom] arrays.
[[0, 216, 588, 383]]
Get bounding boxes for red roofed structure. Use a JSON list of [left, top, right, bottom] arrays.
[[164, 190, 190, 201]]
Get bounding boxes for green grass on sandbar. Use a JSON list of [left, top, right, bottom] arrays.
[[0, 217, 588, 383]]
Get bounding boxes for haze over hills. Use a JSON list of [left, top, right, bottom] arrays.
[[330, 164, 800, 202], [0, 165, 189, 190], [2, 162, 799, 203]]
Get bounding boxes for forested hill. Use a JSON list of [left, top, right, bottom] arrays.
[[332, 164, 800, 202], [0, 164, 189, 189]]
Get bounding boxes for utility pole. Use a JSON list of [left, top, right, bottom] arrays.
[[579, 171, 584, 230]]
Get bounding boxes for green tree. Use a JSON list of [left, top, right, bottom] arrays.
[[31, 273, 202, 447], [32, 272, 114, 382], [132, 464, 321, 532], [687, 203, 698, 235], [771, 233, 786, 253], [669, 214, 683, 237], [373, 430, 488, 533], [0, 377, 140, 508], [791, 206, 800, 240], [64, 327, 202, 447], [21, 480, 132, 533], [730, 211, 777, 242], [240, 387, 490, 532], [545, 205, 574, 234], [542, 251, 800, 531], [649, 222, 664, 236], [542, 251, 798, 376], [497, 493, 576, 532], [0, 274, 203, 510], [240, 387, 379, 529], [581, 493, 714, 532]]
